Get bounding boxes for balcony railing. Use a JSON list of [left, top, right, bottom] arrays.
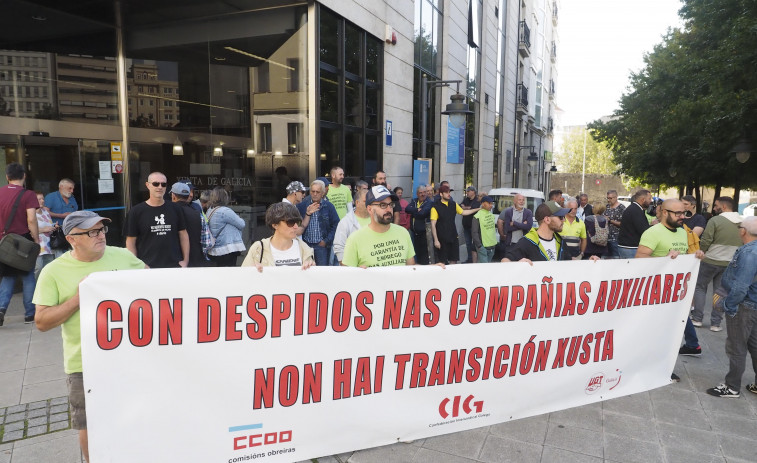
[[518, 21, 531, 57], [551, 41, 557, 63], [549, 79, 555, 100], [516, 83, 528, 116], [547, 117, 554, 134]]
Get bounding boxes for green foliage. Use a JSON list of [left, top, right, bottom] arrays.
[[556, 127, 617, 175], [590, 0, 757, 191]]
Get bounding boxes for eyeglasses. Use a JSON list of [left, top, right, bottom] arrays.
[[282, 219, 302, 228], [372, 202, 395, 210], [151, 182, 167, 187], [665, 210, 685, 216], [69, 226, 108, 238]]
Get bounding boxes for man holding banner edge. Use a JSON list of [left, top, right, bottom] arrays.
[[33, 211, 146, 462]]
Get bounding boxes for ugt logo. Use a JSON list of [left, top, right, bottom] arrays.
[[438, 395, 483, 419]]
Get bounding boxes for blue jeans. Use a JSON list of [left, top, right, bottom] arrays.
[[617, 246, 637, 259], [683, 317, 699, 349], [477, 246, 495, 263], [606, 240, 620, 259], [0, 269, 36, 318], [463, 228, 475, 262], [308, 243, 331, 267]]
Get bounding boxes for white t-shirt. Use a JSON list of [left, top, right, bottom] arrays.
[[270, 240, 302, 266], [540, 236, 558, 261]]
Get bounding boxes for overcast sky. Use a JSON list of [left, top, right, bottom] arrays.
[[557, 0, 684, 126]]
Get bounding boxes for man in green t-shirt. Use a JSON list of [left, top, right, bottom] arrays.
[[326, 166, 353, 220], [342, 185, 415, 267], [33, 211, 146, 462], [472, 196, 498, 263], [636, 199, 703, 258]]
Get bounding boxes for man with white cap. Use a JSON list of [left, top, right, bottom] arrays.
[[33, 210, 146, 462], [342, 185, 415, 267]]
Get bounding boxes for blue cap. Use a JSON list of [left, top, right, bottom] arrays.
[[316, 176, 331, 186], [481, 195, 494, 203]]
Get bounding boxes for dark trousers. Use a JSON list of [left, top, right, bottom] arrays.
[[412, 231, 429, 265], [724, 305, 757, 391], [307, 243, 331, 266], [209, 252, 240, 267]]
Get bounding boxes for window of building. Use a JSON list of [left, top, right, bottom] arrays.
[[288, 123, 303, 154], [317, 6, 383, 177], [259, 123, 272, 153]]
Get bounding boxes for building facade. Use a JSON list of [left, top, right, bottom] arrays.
[[0, 0, 558, 246]]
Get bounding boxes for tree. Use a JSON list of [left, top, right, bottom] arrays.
[[590, 0, 757, 204], [556, 127, 617, 175]]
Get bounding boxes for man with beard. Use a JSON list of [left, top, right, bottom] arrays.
[[342, 185, 415, 267], [430, 184, 479, 265], [690, 197, 743, 332], [502, 202, 580, 263], [617, 189, 652, 258], [45, 178, 78, 226], [636, 198, 705, 381]]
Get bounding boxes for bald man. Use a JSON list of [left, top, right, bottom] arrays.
[[636, 198, 705, 382]]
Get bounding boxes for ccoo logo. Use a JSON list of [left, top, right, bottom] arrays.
[[439, 395, 483, 419]]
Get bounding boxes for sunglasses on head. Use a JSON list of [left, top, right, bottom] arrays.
[[151, 182, 167, 187]]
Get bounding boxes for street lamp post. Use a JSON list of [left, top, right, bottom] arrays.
[[582, 128, 587, 193], [419, 75, 473, 167]]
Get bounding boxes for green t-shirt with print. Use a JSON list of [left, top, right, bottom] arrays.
[[327, 184, 353, 219], [33, 247, 146, 374], [638, 223, 689, 257], [474, 210, 498, 248], [342, 224, 415, 267], [356, 215, 371, 227]]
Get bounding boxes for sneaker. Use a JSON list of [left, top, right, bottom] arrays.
[[746, 384, 757, 395], [710, 325, 722, 332], [24, 316, 34, 324], [0, 311, 4, 327], [671, 373, 680, 382], [690, 318, 703, 327], [706, 384, 740, 398], [679, 345, 702, 357]]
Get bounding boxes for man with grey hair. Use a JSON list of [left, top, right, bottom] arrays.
[[405, 184, 433, 265], [45, 178, 78, 226], [707, 216, 757, 398], [296, 179, 339, 266]]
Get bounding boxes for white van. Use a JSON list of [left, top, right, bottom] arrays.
[[487, 188, 545, 217]]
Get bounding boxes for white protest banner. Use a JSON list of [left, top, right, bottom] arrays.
[[79, 255, 699, 463]]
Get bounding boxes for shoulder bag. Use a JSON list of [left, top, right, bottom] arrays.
[[0, 190, 41, 272]]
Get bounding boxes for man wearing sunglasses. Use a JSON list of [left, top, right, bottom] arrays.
[[33, 210, 146, 462], [125, 172, 190, 268], [635, 198, 705, 382], [342, 185, 415, 267]]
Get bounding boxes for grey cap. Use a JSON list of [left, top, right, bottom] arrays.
[[63, 210, 111, 235], [170, 182, 190, 196]]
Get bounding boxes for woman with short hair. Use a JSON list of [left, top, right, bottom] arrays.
[[206, 187, 246, 267], [241, 202, 314, 270]]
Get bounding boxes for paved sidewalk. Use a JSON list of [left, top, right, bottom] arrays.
[[2, 292, 757, 463]]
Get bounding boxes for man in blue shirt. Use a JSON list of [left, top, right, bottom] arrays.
[[45, 178, 78, 226], [707, 216, 757, 398]]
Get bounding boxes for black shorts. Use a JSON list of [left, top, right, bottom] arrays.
[[435, 240, 460, 264]]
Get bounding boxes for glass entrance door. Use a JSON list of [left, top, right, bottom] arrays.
[[24, 137, 126, 246]]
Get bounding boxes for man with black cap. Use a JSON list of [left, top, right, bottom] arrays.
[[461, 186, 481, 263], [342, 185, 415, 267], [33, 210, 146, 463], [503, 202, 580, 263], [431, 184, 479, 265], [170, 182, 207, 267]]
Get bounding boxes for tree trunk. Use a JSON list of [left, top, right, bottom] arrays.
[[714, 183, 722, 200], [734, 181, 741, 206], [693, 179, 701, 212], [677, 185, 684, 198]]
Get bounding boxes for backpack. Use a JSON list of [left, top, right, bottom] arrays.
[[200, 210, 215, 254], [588, 216, 608, 246], [683, 224, 700, 253]]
